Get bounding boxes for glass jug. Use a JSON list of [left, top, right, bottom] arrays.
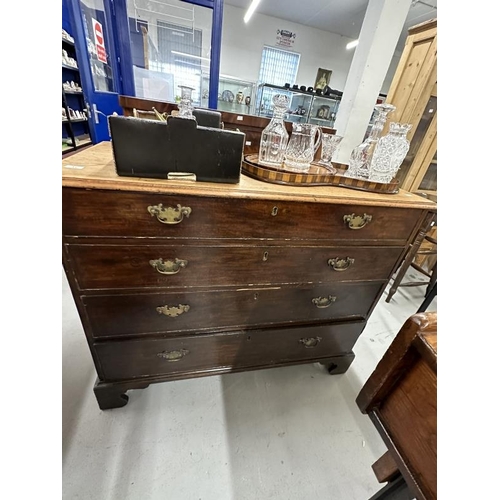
[[283, 123, 322, 172], [369, 123, 412, 183]]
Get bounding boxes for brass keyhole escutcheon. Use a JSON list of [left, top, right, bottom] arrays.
[[263, 251, 269, 261], [271, 206, 279, 216]]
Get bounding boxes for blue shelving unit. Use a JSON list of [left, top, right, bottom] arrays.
[[62, 34, 92, 154]]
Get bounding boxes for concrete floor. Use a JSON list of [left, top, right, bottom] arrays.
[[62, 269, 436, 500]]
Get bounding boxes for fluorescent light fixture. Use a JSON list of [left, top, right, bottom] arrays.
[[171, 50, 211, 62], [346, 40, 359, 50], [244, 0, 262, 23]]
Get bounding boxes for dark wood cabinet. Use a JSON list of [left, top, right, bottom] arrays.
[[62, 142, 436, 410]]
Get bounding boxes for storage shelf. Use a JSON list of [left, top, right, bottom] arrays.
[[62, 63, 79, 71], [62, 118, 88, 123], [76, 138, 92, 147], [62, 137, 92, 153], [62, 29, 92, 157]]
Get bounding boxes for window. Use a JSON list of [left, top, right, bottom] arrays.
[[257, 45, 300, 113], [155, 21, 204, 103], [258, 45, 300, 86]]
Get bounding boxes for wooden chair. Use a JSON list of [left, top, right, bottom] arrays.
[[357, 312, 437, 499], [385, 213, 437, 305]]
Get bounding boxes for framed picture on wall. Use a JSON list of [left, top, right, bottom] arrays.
[[314, 68, 332, 90]]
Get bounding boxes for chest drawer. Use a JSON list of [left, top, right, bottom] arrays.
[[68, 243, 403, 290], [62, 188, 421, 244], [83, 282, 383, 338], [94, 320, 365, 381]]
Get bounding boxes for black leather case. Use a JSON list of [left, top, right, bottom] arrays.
[[108, 115, 245, 183]]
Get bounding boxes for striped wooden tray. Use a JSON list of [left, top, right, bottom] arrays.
[[242, 154, 399, 194]]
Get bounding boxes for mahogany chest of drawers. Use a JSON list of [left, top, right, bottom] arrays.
[[62, 143, 436, 410]]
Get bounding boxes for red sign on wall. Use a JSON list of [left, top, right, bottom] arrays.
[[92, 18, 107, 63]]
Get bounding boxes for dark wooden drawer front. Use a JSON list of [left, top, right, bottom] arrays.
[[63, 188, 421, 244], [84, 282, 383, 338], [95, 321, 365, 381], [68, 244, 402, 290]]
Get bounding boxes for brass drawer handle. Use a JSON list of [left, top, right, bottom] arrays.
[[299, 337, 322, 348], [328, 257, 355, 272], [149, 258, 188, 275], [312, 295, 336, 308], [156, 304, 190, 317], [157, 348, 189, 362], [343, 213, 372, 230], [147, 203, 192, 224]]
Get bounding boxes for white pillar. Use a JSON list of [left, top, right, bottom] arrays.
[[334, 0, 412, 164]]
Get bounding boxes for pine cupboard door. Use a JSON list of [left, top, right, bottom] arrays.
[[384, 19, 437, 142], [384, 18, 438, 199]]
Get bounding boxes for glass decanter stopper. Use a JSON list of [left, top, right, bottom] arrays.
[[369, 122, 412, 183], [177, 85, 195, 119], [258, 94, 290, 167], [318, 133, 343, 173], [345, 103, 396, 179]]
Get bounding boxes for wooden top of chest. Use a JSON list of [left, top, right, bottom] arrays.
[[62, 142, 436, 210]]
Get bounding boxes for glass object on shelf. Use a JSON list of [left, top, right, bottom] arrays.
[[369, 123, 412, 183], [202, 75, 256, 116], [318, 134, 343, 172], [345, 103, 396, 179], [283, 123, 322, 172], [177, 85, 195, 119], [257, 84, 341, 127], [258, 94, 290, 167], [309, 95, 341, 126]]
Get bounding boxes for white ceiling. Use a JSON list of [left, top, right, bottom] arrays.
[[224, 0, 437, 52]]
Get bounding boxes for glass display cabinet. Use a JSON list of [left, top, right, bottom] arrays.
[[201, 75, 257, 116], [256, 84, 341, 127]]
